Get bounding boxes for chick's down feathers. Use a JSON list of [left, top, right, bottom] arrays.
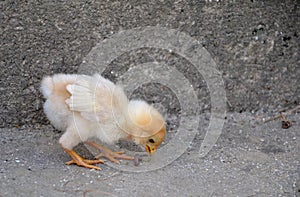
[[41, 74, 166, 154]]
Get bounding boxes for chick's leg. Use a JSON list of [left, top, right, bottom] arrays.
[[59, 127, 104, 170], [64, 148, 104, 170], [85, 141, 134, 164]]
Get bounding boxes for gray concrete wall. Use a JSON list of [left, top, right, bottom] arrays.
[[1, 0, 299, 128]]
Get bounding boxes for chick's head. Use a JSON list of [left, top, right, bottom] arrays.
[[127, 100, 166, 154]]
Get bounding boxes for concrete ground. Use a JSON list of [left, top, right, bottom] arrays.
[[0, 0, 299, 196], [1, 113, 299, 196]]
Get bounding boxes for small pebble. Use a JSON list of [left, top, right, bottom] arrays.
[[133, 155, 143, 166]]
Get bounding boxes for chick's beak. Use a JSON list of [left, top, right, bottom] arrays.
[[145, 145, 157, 155]]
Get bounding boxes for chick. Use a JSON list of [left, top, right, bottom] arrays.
[[40, 73, 166, 170]]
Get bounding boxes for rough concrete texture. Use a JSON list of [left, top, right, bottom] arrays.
[[1, 113, 299, 196], [0, 0, 299, 196]]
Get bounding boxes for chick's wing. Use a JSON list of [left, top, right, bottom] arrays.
[[65, 74, 128, 123]]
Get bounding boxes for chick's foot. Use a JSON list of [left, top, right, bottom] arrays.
[[85, 141, 134, 164], [64, 148, 104, 170]]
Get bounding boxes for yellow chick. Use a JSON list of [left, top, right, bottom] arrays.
[[40, 74, 166, 170]]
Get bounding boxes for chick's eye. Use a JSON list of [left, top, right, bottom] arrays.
[[149, 139, 155, 143]]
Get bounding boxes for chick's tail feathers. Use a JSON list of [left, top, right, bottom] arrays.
[[40, 76, 54, 99], [40, 74, 78, 99], [40, 74, 79, 131]]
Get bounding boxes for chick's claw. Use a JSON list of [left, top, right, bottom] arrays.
[[64, 148, 104, 170], [65, 159, 104, 165], [85, 141, 134, 164]]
